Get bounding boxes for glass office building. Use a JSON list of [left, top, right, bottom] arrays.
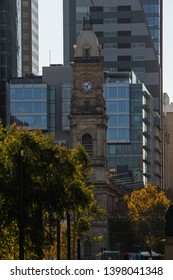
[[141, 0, 161, 62], [0, 0, 39, 125], [105, 76, 130, 143], [105, 72, 155, 187], [0, 0, 22, 125], [61, 81, 72, 131], [7, 76, 55, 132]]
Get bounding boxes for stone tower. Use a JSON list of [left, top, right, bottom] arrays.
[[69, 15, 116, 259]]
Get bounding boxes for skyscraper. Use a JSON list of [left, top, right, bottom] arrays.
[[0, 0, 22, 125], [0, 0, 39, 125], [21, 0, 39, 76], [63, 0, 162, 113]]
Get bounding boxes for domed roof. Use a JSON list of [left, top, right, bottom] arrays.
[[73, 14, 102, 59]]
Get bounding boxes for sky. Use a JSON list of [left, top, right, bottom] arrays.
[[38, 0, 173, 101]]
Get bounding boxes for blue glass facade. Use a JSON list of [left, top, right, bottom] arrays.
[[141, 0, 161, 61], [105, 83, 130, 143], [9, 85, 48, 130], [61, 81, 72, 131], [105, 72, 154, 185]]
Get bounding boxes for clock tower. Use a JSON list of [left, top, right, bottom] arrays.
[[69, 15, 115, 259]]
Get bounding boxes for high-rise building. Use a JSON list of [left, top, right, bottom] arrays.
[[21, 0, 39, 76], [63, 0, 162, 113], [0, 0, 39, 126], [0, 0, 22, 125], [105, 71, 162, 188]]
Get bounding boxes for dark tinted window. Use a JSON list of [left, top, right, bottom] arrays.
[[92, 18, 103, 24], [118, 18, 131, 24], [90, 6, 103, 12], [118, 6, 131, 11], [118, 56, 131, 61], [118, 43, 131, 48], [118, 31, 131, 36]]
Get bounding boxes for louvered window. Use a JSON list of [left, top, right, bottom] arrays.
[[82, 133, 92, 156]]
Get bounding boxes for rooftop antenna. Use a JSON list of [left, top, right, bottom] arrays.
[[91, 0, 94, 7], [49, 50, 51, 65]]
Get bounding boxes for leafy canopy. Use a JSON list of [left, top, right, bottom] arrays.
[[124, 183, 170, 250]]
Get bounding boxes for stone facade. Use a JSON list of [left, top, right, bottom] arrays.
[[68, 16, 117, 259]]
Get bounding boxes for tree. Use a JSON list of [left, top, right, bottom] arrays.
[[124, 184, 170, 252], [0, 125, 101, 259]]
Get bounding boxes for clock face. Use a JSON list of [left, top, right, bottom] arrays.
[[81, 80, 93, 93]]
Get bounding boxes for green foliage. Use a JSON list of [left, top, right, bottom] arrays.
[[124, 183, 170, 251], [0, 125, 99, 259]]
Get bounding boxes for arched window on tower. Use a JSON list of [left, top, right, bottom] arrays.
[[82, 133, 93, 156]]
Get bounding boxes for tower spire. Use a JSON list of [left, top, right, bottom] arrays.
[[83, 14, 92, 30]]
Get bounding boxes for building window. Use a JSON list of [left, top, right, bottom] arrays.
[[132, 67, 145, 73], [118, 56, 131, 61], [104, 55, 117, 62], [118, 31, 131, 36], [131, 42, 145, 48], [104, 31, 117, 37], [76, 7, 89, 13], [22, 1, 29, 7], [132, 56, 145, 61], [95, 31, 103, 38], [92, 18, 103, 24], [82, 133, 92, 156], [104, 43, 117, 49], [118, 18, 131, 24], [118, 6, 131, 11], [118, 43, 131, 49], [104, 7, 117, 12], [118, 68, 131, 72], [23, 12, 29, 18], [104, 18, 117, 24], [90, 6, 103, 12]]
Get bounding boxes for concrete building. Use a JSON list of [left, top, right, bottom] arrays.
[[63, 0, 162, 114], [21, 0, 39, 76], [163, 93, 173, 190], [42, 64, 73, 142]]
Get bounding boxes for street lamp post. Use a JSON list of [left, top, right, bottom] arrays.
[[67, 210, 71, 260], [19, 149, 24, 260], [56, 218, 61, 259]]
